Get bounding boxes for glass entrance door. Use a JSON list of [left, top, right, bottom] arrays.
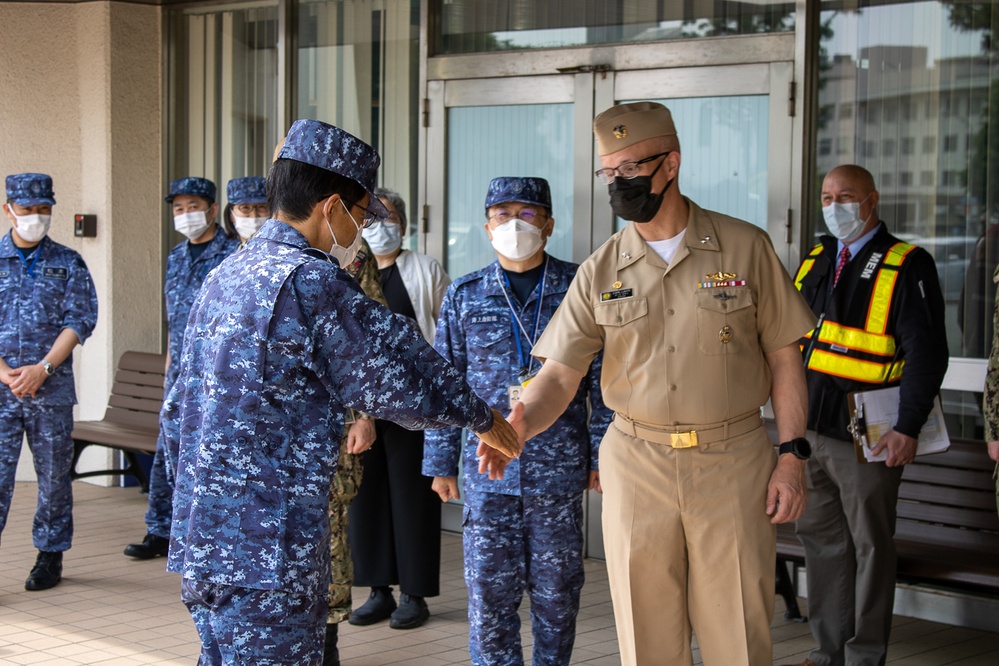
[[424, 62, 795, 552]]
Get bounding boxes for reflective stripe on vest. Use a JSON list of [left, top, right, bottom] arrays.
[[794, 244, 824, 291], [797, 241, 915, 384]]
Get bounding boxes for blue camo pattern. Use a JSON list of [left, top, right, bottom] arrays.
[[5, 173, 56, 206], [484, 176, 552, 210], [226, 177, 267, 205], [0, 232, 95, 552], [145, 229, 239, 537], [463, 490, 585, 666], [277, 119, 389, 220], [165, 177, 216, 203], [162, 218, 492, 597], [182, 578, 326, 665], [163, 230, 240, 389], [0, 233, 98, 406], [0, 402, 75, 551], [423, 255, 611, 496]]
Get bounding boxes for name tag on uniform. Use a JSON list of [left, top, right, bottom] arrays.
[[42, 267, 68, 280], [600, 288, 633, 301]]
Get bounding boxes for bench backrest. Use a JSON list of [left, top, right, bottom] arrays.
[[896, 439, 999, 569], [102, 351, 167, 431]]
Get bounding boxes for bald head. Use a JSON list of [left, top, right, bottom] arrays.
[[821, 164, 880, 239]]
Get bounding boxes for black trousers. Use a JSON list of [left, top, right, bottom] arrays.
[[347, 420, 441, 597]]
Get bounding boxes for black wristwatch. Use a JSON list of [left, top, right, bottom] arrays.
[[778, 437, 811, 460]]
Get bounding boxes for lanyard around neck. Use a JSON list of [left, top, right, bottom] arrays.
[[496, 256, 548, 374], [17, 237, 45, 277]]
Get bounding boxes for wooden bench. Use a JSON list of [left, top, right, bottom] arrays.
[[70, 351, 167, 492], [776, 438, 999, 620]]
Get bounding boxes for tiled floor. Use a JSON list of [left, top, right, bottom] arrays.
[[1, 482, 998, 665]]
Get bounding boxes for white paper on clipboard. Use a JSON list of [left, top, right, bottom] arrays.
[[847, 386, 950, 463]]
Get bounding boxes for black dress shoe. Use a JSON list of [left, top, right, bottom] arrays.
[[25, 551, 63, 591], [124, 533, 169, 559], [348, 587, 396, 626], [322, 623, 340, 666], [390, 594, 429, 629]]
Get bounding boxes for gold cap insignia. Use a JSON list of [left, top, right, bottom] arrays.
[[613, 125, 627, 139], [705, 271, 737, 281], [612, 280, 623, 289]]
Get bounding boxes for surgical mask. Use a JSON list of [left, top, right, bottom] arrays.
[[9, 207, 51, 243], [233, 214, 267, 241], [362, 220, 403, 255], [489, 219, 544, 261], [174, 210, 211, 240], [608, 156, 674, 223], [822, 195, 872, 242], [325, 199, 364, 269]]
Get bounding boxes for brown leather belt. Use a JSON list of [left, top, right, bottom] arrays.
[[613, 410, 763, 448]]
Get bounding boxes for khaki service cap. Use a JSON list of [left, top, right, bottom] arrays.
[[593, 101, 677, 156]]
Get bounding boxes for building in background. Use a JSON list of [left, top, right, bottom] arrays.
[[1, 0, 995, 556]]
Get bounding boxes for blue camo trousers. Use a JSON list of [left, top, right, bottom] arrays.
[[463, 491, 585, 666], [144, 433, 173, 538], [181, 579, 326, 666], [0, 400, 74, 552]]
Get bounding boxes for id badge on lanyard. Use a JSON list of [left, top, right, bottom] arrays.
[[500, 258, 547, 409]]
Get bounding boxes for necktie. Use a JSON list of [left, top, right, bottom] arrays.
[[833, 246, 851, 287]]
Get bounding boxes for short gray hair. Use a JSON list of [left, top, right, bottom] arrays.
[[373, 187, 407, 235]]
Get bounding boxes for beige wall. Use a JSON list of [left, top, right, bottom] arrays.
[[1, 2, 163, 482]]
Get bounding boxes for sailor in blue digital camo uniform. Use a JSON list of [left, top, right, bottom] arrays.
[[124, 176, 240, 560], [423, 176, 611, 666], [159, 119, 522, 666], [0, 173, 98, 591]]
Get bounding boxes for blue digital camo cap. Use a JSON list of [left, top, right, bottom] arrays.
[[6, 173, 56, 206], [484, 177, 552, 211], [277, 119, 390, 220], [165, 177, 216, 203], [227, 176, 267, 205]]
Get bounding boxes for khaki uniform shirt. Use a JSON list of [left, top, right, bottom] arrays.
[[533, 198, 816, 427]]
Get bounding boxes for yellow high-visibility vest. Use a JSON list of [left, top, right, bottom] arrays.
[[795, 241, 916, 384]]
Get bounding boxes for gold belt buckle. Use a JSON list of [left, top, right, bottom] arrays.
[[669, 431, 698, 448]]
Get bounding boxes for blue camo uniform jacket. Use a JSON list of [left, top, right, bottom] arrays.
[[162, 220, 493, 595], [164, 230, 240, 387], [423, 255, 611, 496], [0, 232, 98, 405]]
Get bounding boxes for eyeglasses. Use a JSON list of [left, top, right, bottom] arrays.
[[489, 209, 547, 226], [324, 194, 379, 228], [594, 151, 671, 185]]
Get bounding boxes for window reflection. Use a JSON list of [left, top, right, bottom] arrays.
[[817, 1, 997, 363], [434, 0, 795, 54], [818, 1, 997, 438]]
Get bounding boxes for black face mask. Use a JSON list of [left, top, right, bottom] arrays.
[[608, 153, 674, 223]]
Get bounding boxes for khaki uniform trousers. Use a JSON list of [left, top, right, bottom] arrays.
[[327, 435, 363, 624], [600, 419, 777, 666]]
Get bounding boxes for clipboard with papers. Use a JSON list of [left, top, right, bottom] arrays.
[[847, 386, 950, 463]]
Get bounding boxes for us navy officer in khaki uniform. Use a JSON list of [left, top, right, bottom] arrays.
[[483, 102, 817, 666]]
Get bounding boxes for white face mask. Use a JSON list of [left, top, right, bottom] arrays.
[[8, 206, 52, 243], [489, 219, 544, 261], [324, 199, 364, 269], [233, 214, 267, 241], [174, 210, 211, 241], [362, 220, 402, 255], [822, 194, 872, 243]]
